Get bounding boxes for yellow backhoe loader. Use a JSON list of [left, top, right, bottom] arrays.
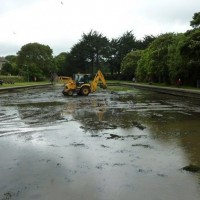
[[62, 70, 107, 96]]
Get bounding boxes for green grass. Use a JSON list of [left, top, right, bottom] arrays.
[[139, 82, 200, 90], [108, 80, 200, 90], [106, 84, 133, 91], [0, 81, 50, 88], [106, 80, 132, 84]]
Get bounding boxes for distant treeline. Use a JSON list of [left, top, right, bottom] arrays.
[[1, 12, 200, 86]]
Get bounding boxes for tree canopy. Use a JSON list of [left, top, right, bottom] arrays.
[[70, 30, 109, 75], [190, 12, 200, 28], [17, 43, 54, 81], [121, 50, 142, 80]]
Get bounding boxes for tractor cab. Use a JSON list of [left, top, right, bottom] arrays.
[[74, 74, 90, 86]]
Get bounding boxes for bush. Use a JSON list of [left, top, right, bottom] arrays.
[[0, 75, 24, 83]]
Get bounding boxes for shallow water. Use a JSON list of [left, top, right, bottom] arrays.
[[0, 85, 200, 200]]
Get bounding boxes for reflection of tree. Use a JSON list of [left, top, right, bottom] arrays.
[[76, 109, 146, 133], [61, 94, 145, 132], [61, 97, 110, 131], [16, 89, 200, 171]]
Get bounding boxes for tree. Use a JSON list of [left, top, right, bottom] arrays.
[[136, 35, 156, 50], [106, 31, 137, 76], [151, 33, 177, 83], [136, 49, 150, 82], [117, 31, 137, 74], [81, 30, 109, 74], [190, 12, 200, 28], [70, 41, 90, 73], [167, 33, 186, 84], [1, 62, 13, 75], [107, 38, 120, 76], [17, 43, 54, 81], [1, 55, 19, 75], [121, 50, 142, 80], [54, 52, 74, 76], [136, 33, 178, 83], [180, 28, 200, 85], [69, 30, 109, 75]]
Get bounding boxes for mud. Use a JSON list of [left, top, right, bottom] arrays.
[[0, 85, 200, 200], [182, 165, 200, 173]]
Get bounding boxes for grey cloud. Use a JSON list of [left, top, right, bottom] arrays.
[[138, 0, 199, 24]]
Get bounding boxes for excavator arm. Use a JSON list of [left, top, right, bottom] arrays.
[[90, 70, 107, 92]]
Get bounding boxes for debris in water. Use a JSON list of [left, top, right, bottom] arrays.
[[2, 192, 12, 200], [132, 144, 152, 149], [182, 164, 200, 173], [70, 143, 86, 147], [107, 134, 122, 139], [101, 144, 109, 148], [132, 121, 146, 130]]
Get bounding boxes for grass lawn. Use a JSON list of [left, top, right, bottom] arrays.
[[0, 81, 50, 88]]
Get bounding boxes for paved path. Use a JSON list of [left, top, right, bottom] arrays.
[[109, 82, 200, 99]]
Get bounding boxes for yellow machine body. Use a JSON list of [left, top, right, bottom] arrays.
[[62, 70, 107, 96]]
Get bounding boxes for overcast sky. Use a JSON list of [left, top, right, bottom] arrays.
[[0, 0, 199, 56]]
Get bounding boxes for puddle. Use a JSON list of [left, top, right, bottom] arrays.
[[0, 85, 200, 200]]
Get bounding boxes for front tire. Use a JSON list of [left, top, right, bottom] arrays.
[[80, 86, 90, 96]]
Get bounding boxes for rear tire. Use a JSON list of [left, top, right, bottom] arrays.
[[80, 86, 90, 96]]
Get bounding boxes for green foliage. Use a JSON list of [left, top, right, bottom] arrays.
[[190, 12, 200, 28], [70, 41, 88, 73], [1, 62, 13, 75], [17, 43, 54, 81], [136, 35, 156, 50], [167, 33, 186, 83], [1, 55, 19, 75], [179, 28, 200, 85], [109, 31, 137, 74], [0, 75, 24, 83], [70, 30, 109, 75], [136, 49, 150, 82], [107, 38, 120, 75], [0, 31, 160, 82], [121, 50, 142, 80], [54, 52, 74, 76], [136, 33, 179, 84], [115, 12, 200, 85], [135, 28, 200, 86]]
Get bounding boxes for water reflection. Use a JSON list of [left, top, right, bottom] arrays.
[[0, 86, 200, 199], [2, 87, 199, 169]]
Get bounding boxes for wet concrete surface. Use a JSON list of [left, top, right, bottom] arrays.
[[0, 85, 200, 200]]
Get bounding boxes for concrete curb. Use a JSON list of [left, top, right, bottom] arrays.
[[108, 82, 200, 99], [1, 82, 200, 99]]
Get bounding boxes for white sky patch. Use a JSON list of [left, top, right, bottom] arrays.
[[0, 0, 199, 56]]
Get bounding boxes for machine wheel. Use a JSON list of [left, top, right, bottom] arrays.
[[80, 86, 90, 96], [67, 90, 73, 96], [62, 90, 67, 96]]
